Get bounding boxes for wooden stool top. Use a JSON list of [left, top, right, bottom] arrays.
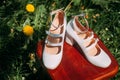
[[37, 39, 118, 80]]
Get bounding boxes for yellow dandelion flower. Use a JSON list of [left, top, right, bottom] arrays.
[[23, 25, 34, 36], [26, 4, 35, 12], [93, 15, 96, 18], [85, 14, 89, 19], [94, 19, 97, 22], [81, 6, 85, 10], [29, 53, 35, 60], [52, 2, 56, 7], [96, 13, 100, 17], [11, 29, 14, 33]]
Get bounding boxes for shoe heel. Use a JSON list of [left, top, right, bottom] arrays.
[[65, 33, 74, 46]]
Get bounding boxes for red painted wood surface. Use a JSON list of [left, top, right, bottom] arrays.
[[37, 36, 119, 80]]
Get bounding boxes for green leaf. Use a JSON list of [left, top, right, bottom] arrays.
[[73, 0, 81, 5], [91, 0, 110, 9], [16, 27, 23, 32], [23, 18, 31, 27]]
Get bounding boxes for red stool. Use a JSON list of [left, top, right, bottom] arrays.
[[37, 39, 118, 80]]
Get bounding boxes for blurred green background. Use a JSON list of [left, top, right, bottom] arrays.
[[0, 0, 120, 80]]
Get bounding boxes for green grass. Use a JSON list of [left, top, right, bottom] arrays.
[[0, 0, 120, 80]]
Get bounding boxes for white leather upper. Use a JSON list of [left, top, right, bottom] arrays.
[[43, 9, 66, 69], [66, 18, 111, 68]]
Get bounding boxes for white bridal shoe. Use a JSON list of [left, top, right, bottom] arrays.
[[43, 9, 66, 69], [66, 14, 111, 68]]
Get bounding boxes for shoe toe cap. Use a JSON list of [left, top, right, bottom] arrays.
[[87, 49, 111, 68], [43, 52, 62, 69]]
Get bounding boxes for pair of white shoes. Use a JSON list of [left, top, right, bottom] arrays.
[[42, 9, 111, 70]]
